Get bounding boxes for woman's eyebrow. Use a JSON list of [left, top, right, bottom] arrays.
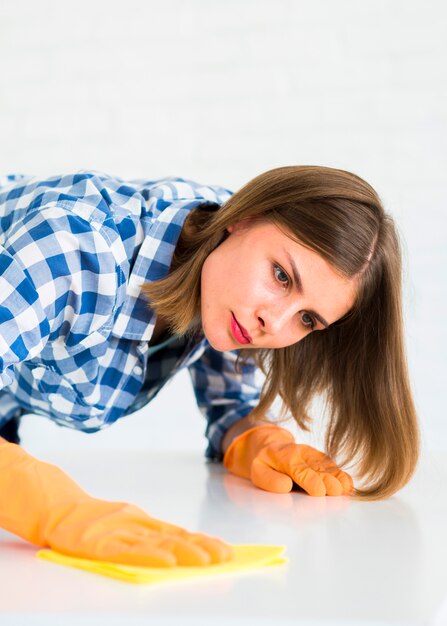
[[283, 249, 329, 328]]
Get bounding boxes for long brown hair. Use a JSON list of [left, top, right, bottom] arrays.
[[142, 166, 420, 500]]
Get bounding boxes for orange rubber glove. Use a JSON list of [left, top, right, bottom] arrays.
[[223, 424, 354, 496], [0, 438, 232, 567]]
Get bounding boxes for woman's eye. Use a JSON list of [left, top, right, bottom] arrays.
[[273, 264, 290, 288], [301, 312, 315, 330]]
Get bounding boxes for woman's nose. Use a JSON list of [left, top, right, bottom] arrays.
[[257, 303, 297, 335]]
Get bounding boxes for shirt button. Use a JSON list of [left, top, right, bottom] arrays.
[[134, 365, 143, 376]]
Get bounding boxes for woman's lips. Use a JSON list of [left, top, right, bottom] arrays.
[[231, 313, 252, 344]]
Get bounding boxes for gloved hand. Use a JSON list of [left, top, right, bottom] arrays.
[[0, 438, 232, 567], [223, 424, 354, 496]]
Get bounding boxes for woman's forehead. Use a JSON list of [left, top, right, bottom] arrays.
[[231, 220, 358, 323]]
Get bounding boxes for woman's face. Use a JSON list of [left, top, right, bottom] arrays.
[[200, 220, 357, 352]]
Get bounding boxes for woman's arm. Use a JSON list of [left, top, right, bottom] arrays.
[[0, 437, 232, 566], [188, 346, 272, 460]]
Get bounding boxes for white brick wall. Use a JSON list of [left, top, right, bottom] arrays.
[[0, 0, 446, 452]]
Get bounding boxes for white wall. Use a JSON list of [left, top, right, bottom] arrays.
[[0, 0, 445, 454]]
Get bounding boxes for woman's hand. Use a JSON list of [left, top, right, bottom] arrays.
[[0, 439, 232, 567], [223, 424, 354, 496], [43, 499, 232, 567]]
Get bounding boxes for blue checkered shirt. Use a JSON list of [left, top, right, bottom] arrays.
[[0, 171, 264, 459]]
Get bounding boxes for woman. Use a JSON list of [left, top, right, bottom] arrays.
[[0, 166, 420, 567]]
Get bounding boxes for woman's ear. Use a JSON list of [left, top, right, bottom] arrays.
[[226, 221, 248, 234], [227, 217, 258, 235]]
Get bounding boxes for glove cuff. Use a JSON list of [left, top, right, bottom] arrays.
[[223, 424, 295, 478]]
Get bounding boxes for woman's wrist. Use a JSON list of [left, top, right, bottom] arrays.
[[221, 415, 286, 456], [221, 415, 260, 456]]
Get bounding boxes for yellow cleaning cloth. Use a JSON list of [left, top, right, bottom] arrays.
[[37, 544, 287, 585]]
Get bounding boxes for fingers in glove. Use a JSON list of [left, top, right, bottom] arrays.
[[96, 532, 214, 567], [251, 458, 294, 493], [116, 523, 232, 564], [188, 533, 234, 564], [320, 472, 343, 496], [331, 468, 354, 495], [160, 537, 226, 567], [300, 447, 354, 496], [307, 464, 353, 496], [107, 529, 225, 567], [51, 529, 178, 567], [96, 539, 179, 567], [291, 466, 327, 497]]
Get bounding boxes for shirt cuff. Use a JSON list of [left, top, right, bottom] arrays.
[[204, 402, 277, 462]]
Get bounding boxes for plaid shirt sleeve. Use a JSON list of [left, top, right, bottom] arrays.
[[0, 242, 51, 389], [187, 345, 270, 461], [0, 202, 118, 392]]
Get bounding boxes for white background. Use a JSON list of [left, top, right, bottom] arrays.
[[0, 0, 446, 457]]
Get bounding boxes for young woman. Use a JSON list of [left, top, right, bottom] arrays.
[[0, 166, 419, 568]]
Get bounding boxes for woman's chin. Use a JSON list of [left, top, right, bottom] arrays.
[[202, 327, 235, 352]]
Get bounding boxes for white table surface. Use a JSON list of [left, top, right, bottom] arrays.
[[1, 447, 446, 626]]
